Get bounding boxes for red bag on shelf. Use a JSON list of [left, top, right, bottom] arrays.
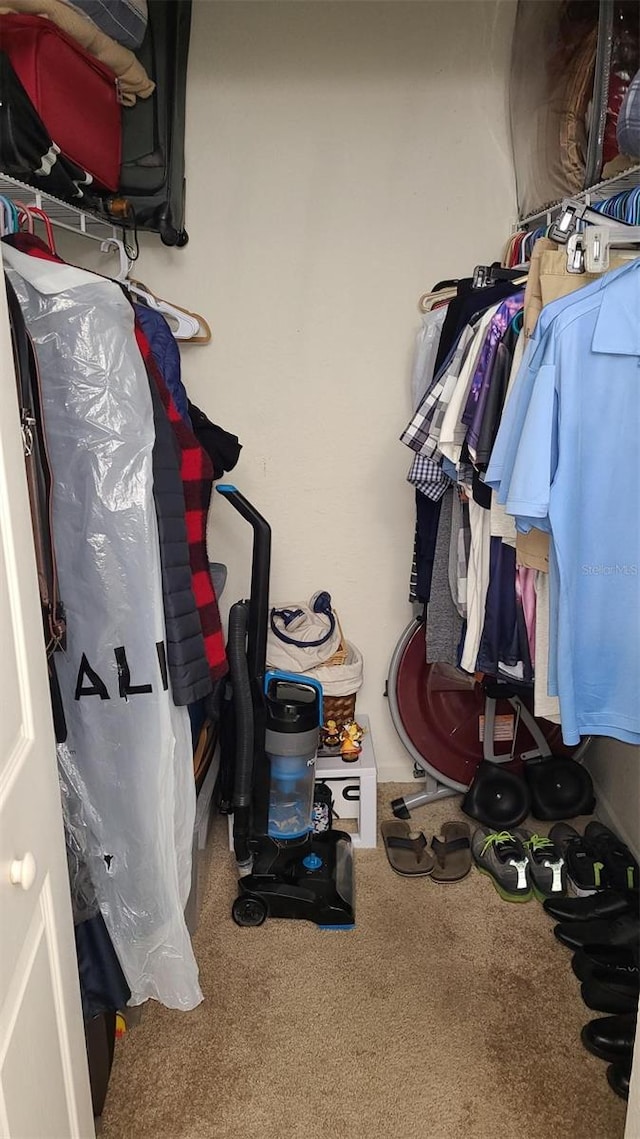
[[0, 13, 122, 191]]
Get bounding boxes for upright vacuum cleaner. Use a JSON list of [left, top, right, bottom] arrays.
[[216, 485, 355, 929]]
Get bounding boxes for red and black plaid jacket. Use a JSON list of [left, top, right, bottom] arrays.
[[135, 327, 228, 683]]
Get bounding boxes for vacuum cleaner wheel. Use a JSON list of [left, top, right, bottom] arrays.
[[232, 895, 268, 928]]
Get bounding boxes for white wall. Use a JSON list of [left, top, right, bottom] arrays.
[[135, 0, 517, 779], [587, 740, 640, 858]]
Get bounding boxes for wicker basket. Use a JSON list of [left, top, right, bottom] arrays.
[[324, 614, 348, 667], [305, 638, 363, 728], [323, 691, 357, 727], [319, 617, 352, 722]]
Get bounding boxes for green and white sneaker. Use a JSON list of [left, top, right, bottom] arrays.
[[516, 829, 566, 901], [471, 828, 532, 903]]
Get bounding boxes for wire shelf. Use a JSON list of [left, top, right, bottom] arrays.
[[0, 173, 119, 244], [518, 164, 640, 228]]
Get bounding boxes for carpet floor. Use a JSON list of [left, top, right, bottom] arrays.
[[101, 785, 628, 1139]]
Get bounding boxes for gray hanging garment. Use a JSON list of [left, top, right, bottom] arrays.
[[4, 244, 202, 1010]]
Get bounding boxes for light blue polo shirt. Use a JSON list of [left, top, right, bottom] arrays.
[[486, 259, 640, 508], [487, 259, 640, 746]]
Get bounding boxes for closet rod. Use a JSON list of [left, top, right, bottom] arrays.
[[0, 172, 120, 244]]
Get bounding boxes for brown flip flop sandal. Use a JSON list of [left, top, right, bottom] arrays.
[[429, 821, 472, 882], [381, 820, 436, 877]]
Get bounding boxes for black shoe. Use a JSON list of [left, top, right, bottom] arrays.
[[584, 822, 639, 895], [581, 974, 639, 1015], [572, 948, 640, 983], [606, 1061, 632, 1101], [580, 1013, 637, 1062], [543, 890, 633, 923], [549, 822, 609, 894], [554, 914, 640, 952]]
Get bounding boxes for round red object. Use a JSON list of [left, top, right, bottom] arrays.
[[395, 622, 576, 791]]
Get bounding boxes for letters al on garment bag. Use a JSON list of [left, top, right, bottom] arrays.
[[74, 642, 170, 700]]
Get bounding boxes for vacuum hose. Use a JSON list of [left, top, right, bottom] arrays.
[[227, 600, 254, 871]]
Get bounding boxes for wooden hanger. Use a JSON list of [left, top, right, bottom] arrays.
[[185, 312, 212, 345]]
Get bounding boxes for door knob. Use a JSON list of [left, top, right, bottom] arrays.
[[10, 852, 37, 891]]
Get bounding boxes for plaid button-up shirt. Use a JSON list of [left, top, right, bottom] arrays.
[[401, 324, 476, 456]]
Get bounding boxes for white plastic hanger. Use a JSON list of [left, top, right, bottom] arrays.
[[100, 237, 134, 282], [127, 281, 200, 339], [566, 232, 586, 274], [551, 198, 630, 244], [95, 238, 211, 342], [583, 225, 640, 274], [126, 279, 211, 342]]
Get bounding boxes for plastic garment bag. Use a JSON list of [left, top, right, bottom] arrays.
[[411, 307, 447, 413], [5, 248, 202, 1009], [510, 1, 598, 216]]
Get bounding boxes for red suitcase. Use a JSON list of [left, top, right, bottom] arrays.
[[0, 13, 122, 192]]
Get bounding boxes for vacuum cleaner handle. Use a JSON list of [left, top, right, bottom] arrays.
[[217, 485, 272, 684]]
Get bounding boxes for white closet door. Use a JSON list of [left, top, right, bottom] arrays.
[[0, 256, 95, 1138]]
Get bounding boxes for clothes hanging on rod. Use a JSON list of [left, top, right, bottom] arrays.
[[6, 229, 228, 683], [4, 239, 202, 1008], [433, 276, 524, 376], [401, 225, 640, 749], [135, 301, 193, 422], [143, 353, 213, 706], [504, 184, 640, 268], [136, 325, 228, 685], [486, 256, 640, 746], [403, 276, 529, 679], [1, 229, 236, 1010]]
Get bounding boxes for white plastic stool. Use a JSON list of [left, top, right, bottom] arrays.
[[315, 714, 377, 849]]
